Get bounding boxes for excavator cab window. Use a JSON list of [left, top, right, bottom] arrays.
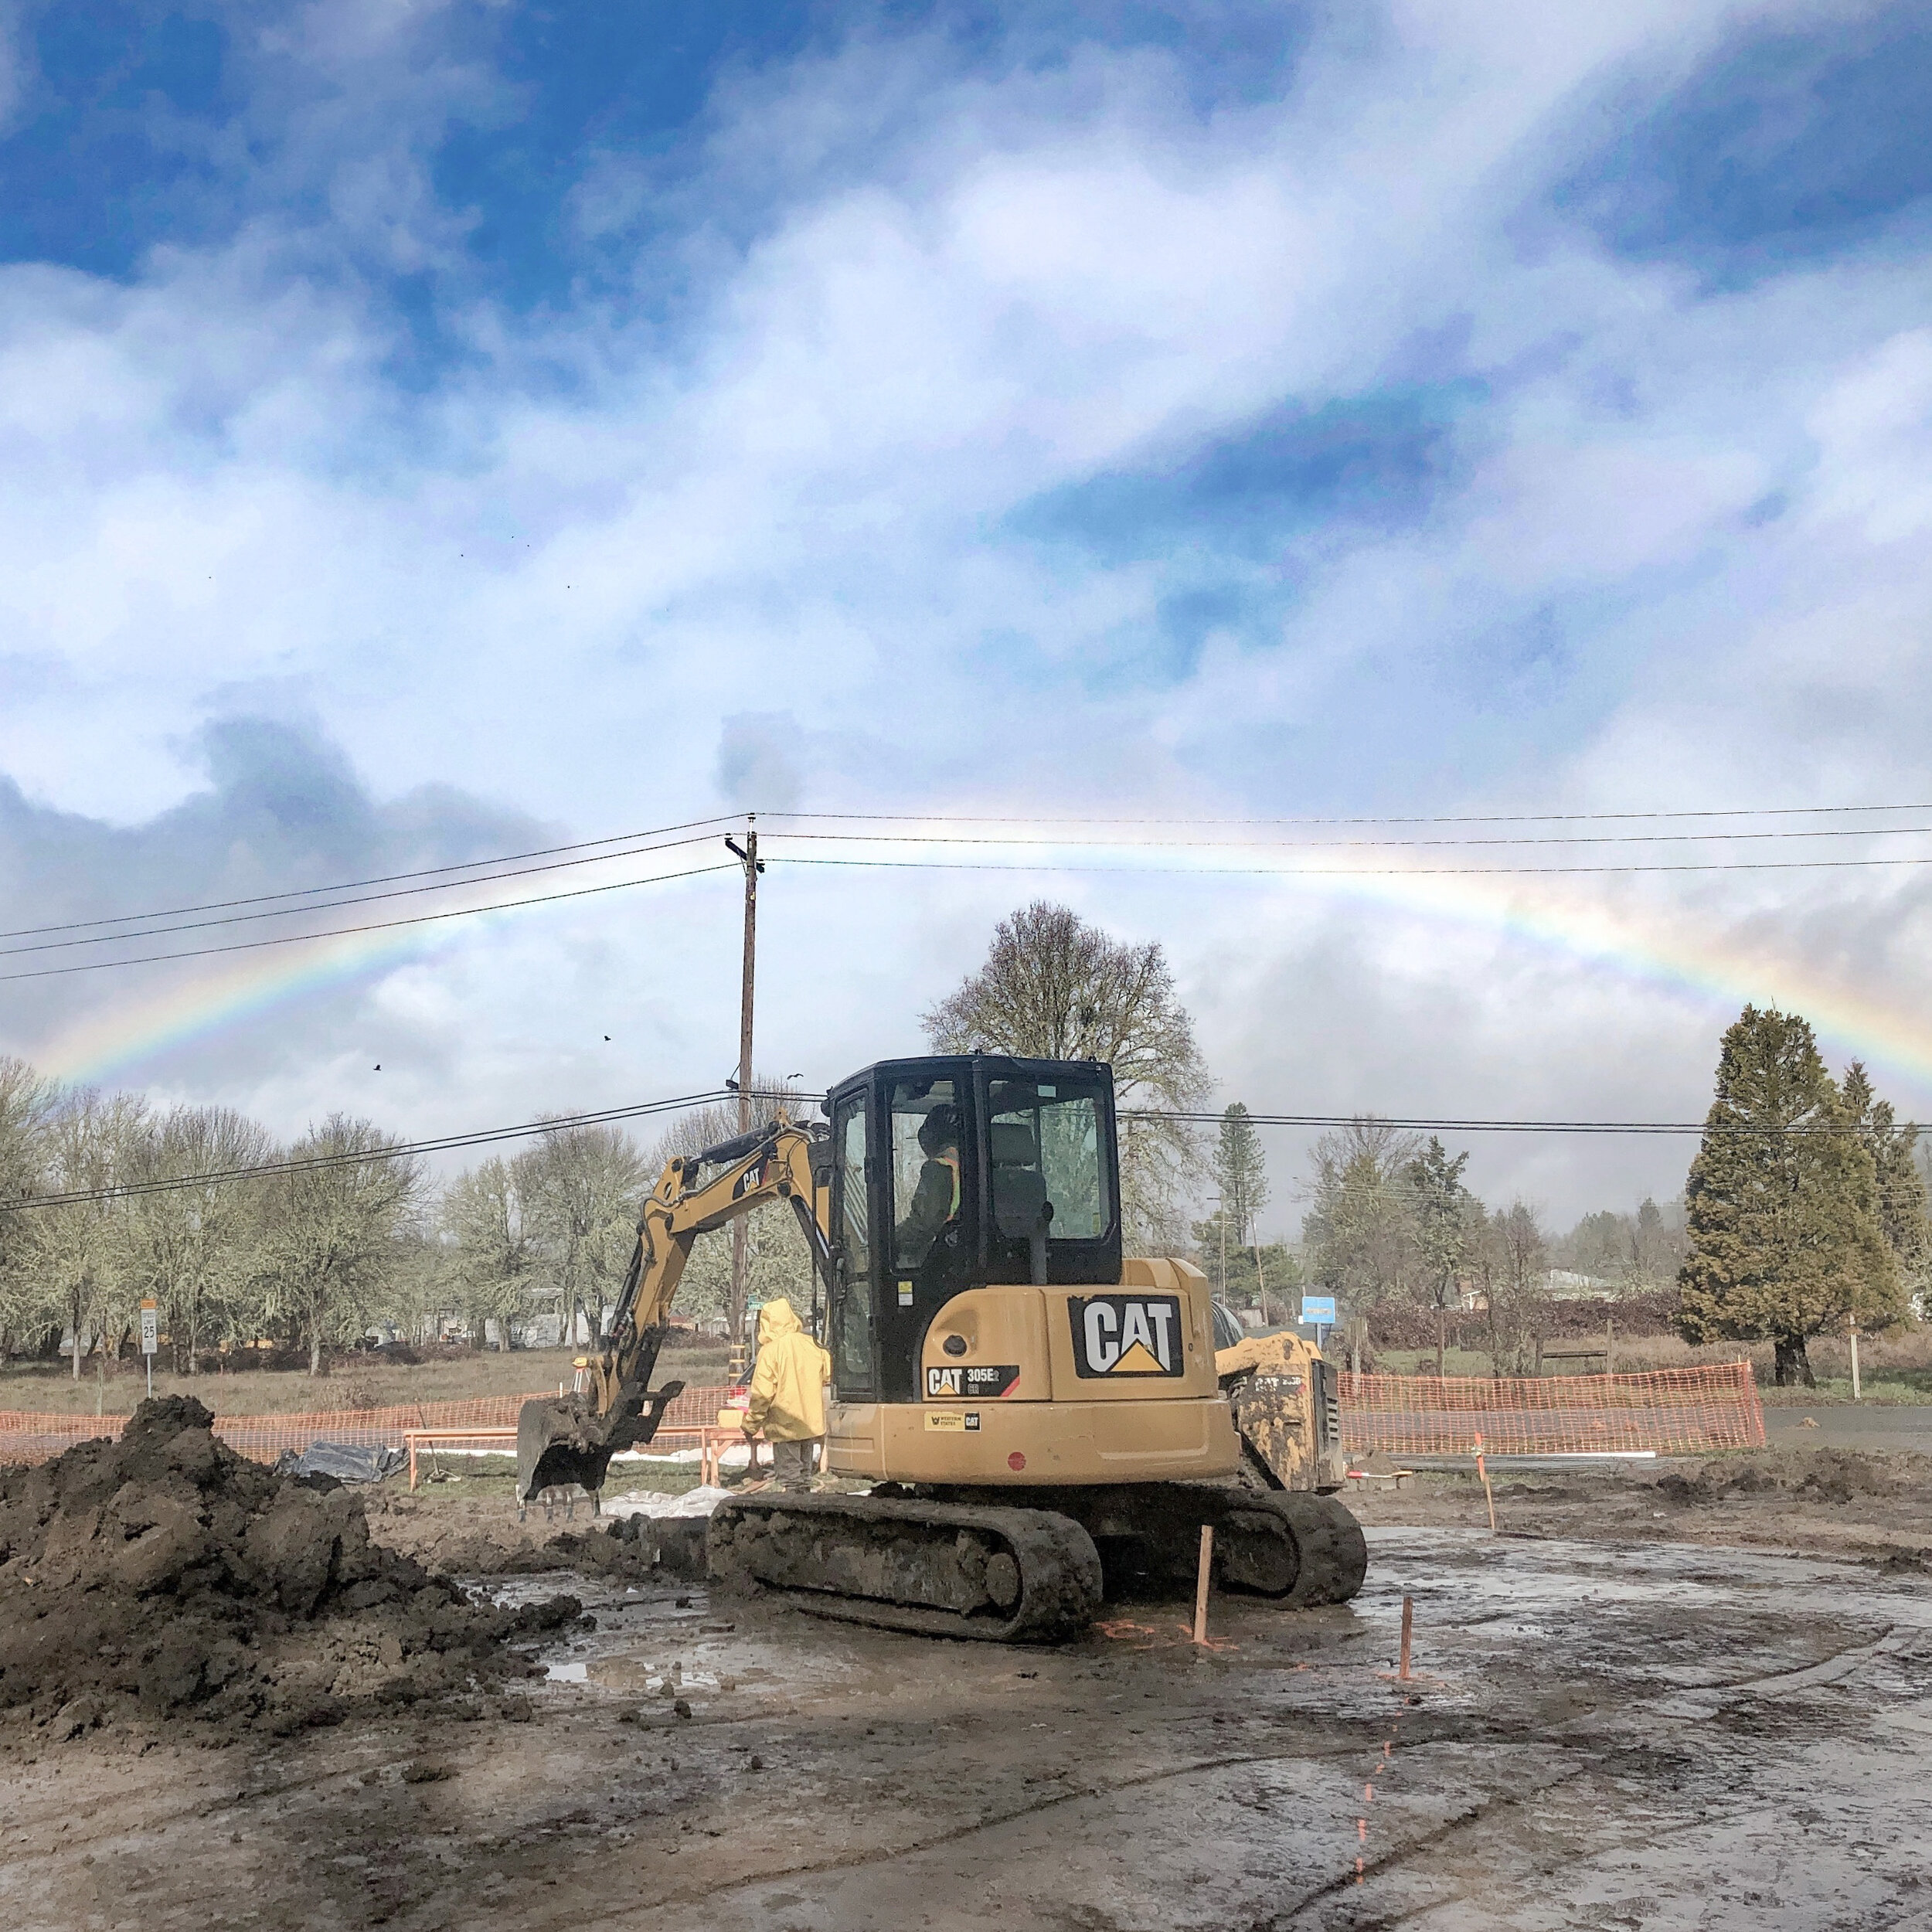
[[981, 1070, 1117, 1283], [890, 1077, 964, 1271]]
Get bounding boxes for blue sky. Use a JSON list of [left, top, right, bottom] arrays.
[[2, 1, 1930, 1225]]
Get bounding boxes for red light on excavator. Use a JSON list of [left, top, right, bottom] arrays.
[[1009, 1452, 1026, 1471]]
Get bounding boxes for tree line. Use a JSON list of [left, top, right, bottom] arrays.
[[1, 900, 1923, 1389], [0, 1055, 767, 1376]]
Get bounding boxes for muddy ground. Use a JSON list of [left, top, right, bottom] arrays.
[[4, 1447, 1930, 1931]]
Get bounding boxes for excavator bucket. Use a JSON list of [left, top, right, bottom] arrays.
[[516, 1395, 617, 1506], [515, 1379, 689, 1507]]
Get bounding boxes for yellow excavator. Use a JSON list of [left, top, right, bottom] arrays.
[[518, 1054, 1365, 1641]]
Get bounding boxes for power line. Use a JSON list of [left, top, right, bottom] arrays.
[[765, 825, 1932, 852], [0, 814, 741, 942], [19, 821, 1932, 964], [1124, 1109, 1889, 1136], [5, 1087, 1900, 1215], [760, 802, 1932, 828], [0, 860, 739, 983], [0, 830, 723, 961], [767, 852, 1932, 880], [0, 1088, 745, 1213], [12, 801, 1932, 949]]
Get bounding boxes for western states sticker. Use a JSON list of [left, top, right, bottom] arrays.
[[1069, 1294, 1185, 1378], [925, 1364, 1022, 1400], [923, 1410, 982, 1431]]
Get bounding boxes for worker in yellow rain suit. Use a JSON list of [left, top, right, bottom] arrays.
[[743, 1297, 832, 1492]]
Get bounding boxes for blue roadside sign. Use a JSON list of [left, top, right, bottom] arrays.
[[1301, 1295, 1337, 1325]]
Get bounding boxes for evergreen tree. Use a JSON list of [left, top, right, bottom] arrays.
[[1213, 1103, 1269, 1247], [1678, 1008, 1902, 1386], [1840, 1061, 1930, 1304], [1195, 1102, 1278, 1315], [1406, 1137, 1475, 1311]]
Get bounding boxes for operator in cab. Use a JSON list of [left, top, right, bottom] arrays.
[[894, 1103, 962, 1266]]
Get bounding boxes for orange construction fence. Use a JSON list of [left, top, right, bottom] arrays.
[[1337, 1362, 1766, 1457], [2, 1367, 1766, 1469], [0, 1383, 743, 1470]]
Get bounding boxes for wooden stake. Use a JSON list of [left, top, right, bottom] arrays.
[[1398, 1594, 1413, 1680], [1192, 1525, 1214, 1645], [1475, 1432, 1497, 1533]]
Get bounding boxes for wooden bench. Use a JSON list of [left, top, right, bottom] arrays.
[[405, 1427, 518, 1491]]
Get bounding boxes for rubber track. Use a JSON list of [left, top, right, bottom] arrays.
[[709, 1493, 1104, 1643], [1249, 1489, 1369, 1607]]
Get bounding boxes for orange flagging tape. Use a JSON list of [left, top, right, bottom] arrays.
[[0, 1383, 744, 1467], [1338, 1362, 1765, 1455]]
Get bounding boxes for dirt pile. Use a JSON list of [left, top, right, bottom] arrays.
[[0, 1396, 580, 1741], [1655, 1447, 1908, 1508]]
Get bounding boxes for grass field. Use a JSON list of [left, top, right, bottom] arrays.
[[0, 1343, 739, 1417]]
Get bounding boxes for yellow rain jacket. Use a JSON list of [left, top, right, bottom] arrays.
[[743, 1298, 832, 1443]]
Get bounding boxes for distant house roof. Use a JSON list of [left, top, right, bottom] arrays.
[[1546, 1268, 1612, 1298]]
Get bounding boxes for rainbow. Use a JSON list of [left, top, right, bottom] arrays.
[[19, 829, 1932, 1104], [27, 856, 736, 1089]]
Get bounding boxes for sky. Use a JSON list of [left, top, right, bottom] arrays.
[[2, 0, 1930, 1235]]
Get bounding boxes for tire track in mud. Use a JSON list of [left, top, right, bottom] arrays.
[[1257, 1622, 1920, 1929], [580, 1730, 1430, 1924], [516, 1605, 1927, 1926]]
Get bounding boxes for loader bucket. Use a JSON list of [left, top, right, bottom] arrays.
[[515, 1395, 617, 1504]]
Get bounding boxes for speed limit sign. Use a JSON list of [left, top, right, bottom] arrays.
[[139, 1299, 158, 1355]]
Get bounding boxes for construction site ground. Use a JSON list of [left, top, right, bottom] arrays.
[[5, 1445, 1930, 1932]]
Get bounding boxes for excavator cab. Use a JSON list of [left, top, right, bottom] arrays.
[[821, 1056, 1123, 1406]]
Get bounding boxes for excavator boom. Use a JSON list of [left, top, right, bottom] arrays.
[[515, 1114, 829, 1503]]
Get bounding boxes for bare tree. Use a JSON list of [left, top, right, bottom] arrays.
[[521, 1123, 647, 1347], [923, 901, 1210, 1252], [440, 1157, 536, 1351], [1300, 1118, 1425, 1310], [0, 1057, 57, 1359], [1480, 1201, 1549, 1376], [253, 1116, 419, 1375], [23, 1090, 151, 1379], [123, 1105, 274, 1372]]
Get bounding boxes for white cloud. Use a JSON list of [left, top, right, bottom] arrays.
[[3, 0, 1931, 1226]]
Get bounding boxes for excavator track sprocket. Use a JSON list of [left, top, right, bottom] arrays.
[[708, 1493, 1104, 1642]]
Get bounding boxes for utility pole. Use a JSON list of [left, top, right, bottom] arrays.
[[724, 817, 763, 1372]]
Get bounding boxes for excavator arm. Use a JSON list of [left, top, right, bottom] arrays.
[[515, 1114, 831, 1503]]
